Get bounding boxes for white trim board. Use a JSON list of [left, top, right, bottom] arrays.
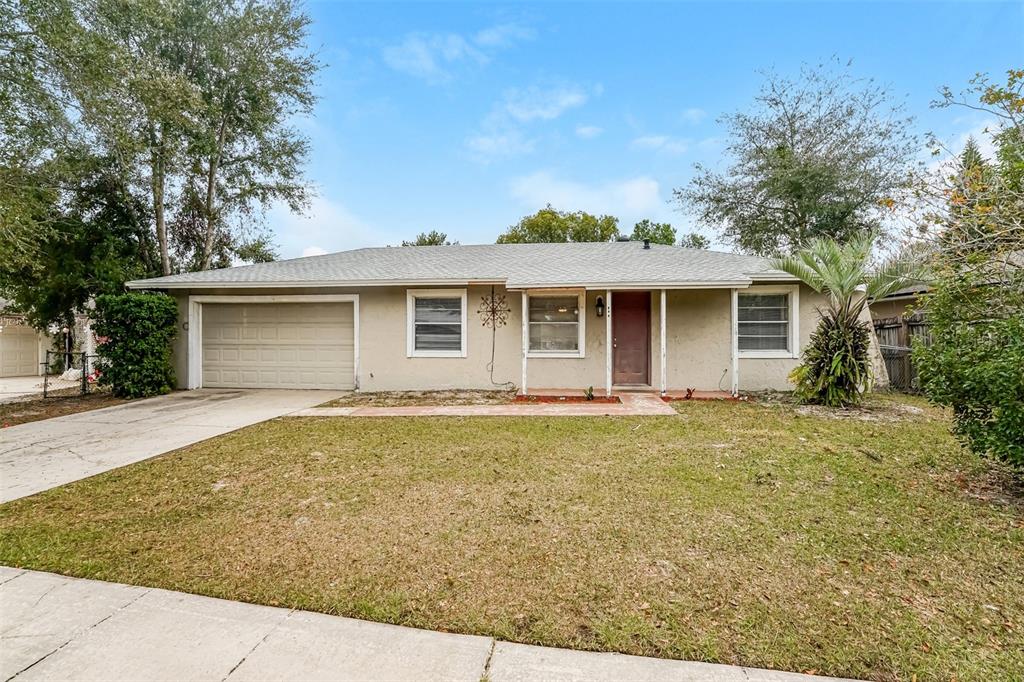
[[187, 294, 360, 390]]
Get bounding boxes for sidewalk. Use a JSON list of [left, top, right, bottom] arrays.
[[1, 568, 852, 682], [287, 392, 681, 417]]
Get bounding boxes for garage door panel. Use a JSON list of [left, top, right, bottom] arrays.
[[0, 325, 42, 377], [201, 302, 354, 389]]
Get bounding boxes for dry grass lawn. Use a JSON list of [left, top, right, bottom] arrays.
[[1, 396, 1021, 681]]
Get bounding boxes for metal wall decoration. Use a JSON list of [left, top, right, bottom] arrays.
[[478, 287, 511, 328]]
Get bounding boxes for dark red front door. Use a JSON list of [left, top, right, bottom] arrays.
[[612, 292, 650, 385]]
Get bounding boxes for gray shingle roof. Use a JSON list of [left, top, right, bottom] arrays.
[[126, 242, 794, 289]]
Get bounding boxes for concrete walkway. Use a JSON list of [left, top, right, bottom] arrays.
[[288, 392, 681, 418], [0, 568, 852, 682], [0, 389, 345, 503]]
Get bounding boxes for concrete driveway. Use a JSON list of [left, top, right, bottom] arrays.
[[0, 376, 45, 404], [0, 389, 344, 503]]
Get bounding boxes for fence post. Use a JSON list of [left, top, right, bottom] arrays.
[[43, 350, 50, 398], [81, 351, 88, 395]]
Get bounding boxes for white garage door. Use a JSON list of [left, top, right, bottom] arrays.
[[201, 302, 355, 389], [0, 324, 41, 377]]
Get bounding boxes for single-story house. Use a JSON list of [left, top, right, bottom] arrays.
[[126, 241, 885, 396]]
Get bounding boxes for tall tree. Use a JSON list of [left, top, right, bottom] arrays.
[[18, 0, 319, 275], [630, 219, 676, 245], [678, 232, 711, 249], [181, 0, 317, 271], [914, 70, 1024, 465], [497, 205, 619, 243], [0, 0, 78, 265], [675, 61, 918, 256], [402, 230, 456, 246], [0, 152, 159, 337]]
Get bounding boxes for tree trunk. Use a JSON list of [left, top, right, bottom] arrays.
[[199, 118, 228, 271], [150, 128, 171, 276]]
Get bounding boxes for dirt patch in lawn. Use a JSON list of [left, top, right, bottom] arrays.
[[0, 390, 130, 427], [1, 398, 1021, 681], [321, 388, 517, 407]]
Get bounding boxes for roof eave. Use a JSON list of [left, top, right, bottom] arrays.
[[125, 278, 507, 290]]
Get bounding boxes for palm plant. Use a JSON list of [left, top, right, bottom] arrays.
[[772, 234, 925, 406]]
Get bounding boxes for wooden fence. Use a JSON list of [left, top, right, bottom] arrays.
[[872, 312, 931, 392]]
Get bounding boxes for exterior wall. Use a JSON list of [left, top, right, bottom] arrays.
[[165, 282, 880, 394], [869, 297, 920, 321]]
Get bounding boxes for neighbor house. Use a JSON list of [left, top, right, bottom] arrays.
[[0, 299, 49, 378], [869, 284, 929, 322], [126, 241, 885, 396]]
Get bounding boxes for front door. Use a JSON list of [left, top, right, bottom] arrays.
[[612, 292, 650, 385]]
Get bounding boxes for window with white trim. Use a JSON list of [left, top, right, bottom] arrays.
[[737, 290, 795, 354], [527, 292, 584, 356], [407, 289, 467, 357]]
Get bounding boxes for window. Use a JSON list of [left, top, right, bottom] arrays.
[[737, 287, 798, 356], [528, 292, 584, 357], [406, 289, 467, 357]]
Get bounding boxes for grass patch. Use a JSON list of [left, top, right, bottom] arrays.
[[1, 396, 1021, 680], [0, 390, 131, 427]]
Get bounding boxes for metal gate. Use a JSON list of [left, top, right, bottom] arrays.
[[42, 351, 100, 398]]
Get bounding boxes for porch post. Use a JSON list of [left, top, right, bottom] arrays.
[[660, 289, 667, 396], [605, 289, 612, 397], [521, 290, 528, 395], [730, 288, 739, 396]]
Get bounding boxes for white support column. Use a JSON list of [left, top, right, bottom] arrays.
[[660, 289, 667, 396], [521, 290, 528, 396], [730, 288, 739, 396], [605, 289, 613, 397]]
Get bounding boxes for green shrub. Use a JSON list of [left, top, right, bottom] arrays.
[[914, 283, 1024, 467], [93, 292, 178, 398], [789, 308, 873, 407]]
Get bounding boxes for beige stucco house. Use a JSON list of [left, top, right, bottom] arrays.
[[126, 241, 882, 396]]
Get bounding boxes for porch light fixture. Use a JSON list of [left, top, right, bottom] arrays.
[[595, 296, 605, 318]]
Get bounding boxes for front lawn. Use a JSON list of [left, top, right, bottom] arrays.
[[1, 397, 1021, 680]]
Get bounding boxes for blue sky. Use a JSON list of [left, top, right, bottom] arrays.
[[269, 1, 1023, 258]]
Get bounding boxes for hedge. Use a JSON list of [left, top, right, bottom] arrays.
[[93, 292, 178, 398]]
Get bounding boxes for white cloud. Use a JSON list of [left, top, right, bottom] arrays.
[[680, 107, 708, 125], [502, 84, 589, 122], [575, 125, 603, 139], [269, 194, 383, 258], [382, 23, 533, 83], [631, 135, 690, 155], [381, 33, 485, 83], [509, 171, 670, 226], [473, 23, 536, 48], [465, 129, 535, 158], [465, 80, 597, 162]]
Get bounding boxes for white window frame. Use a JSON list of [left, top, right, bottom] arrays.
[[526, 289, 586, 359], [736, 284, 800, 359], [406, 288, 468, 358]]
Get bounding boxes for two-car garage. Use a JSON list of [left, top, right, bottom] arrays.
[[198, 300, 356, 390]]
